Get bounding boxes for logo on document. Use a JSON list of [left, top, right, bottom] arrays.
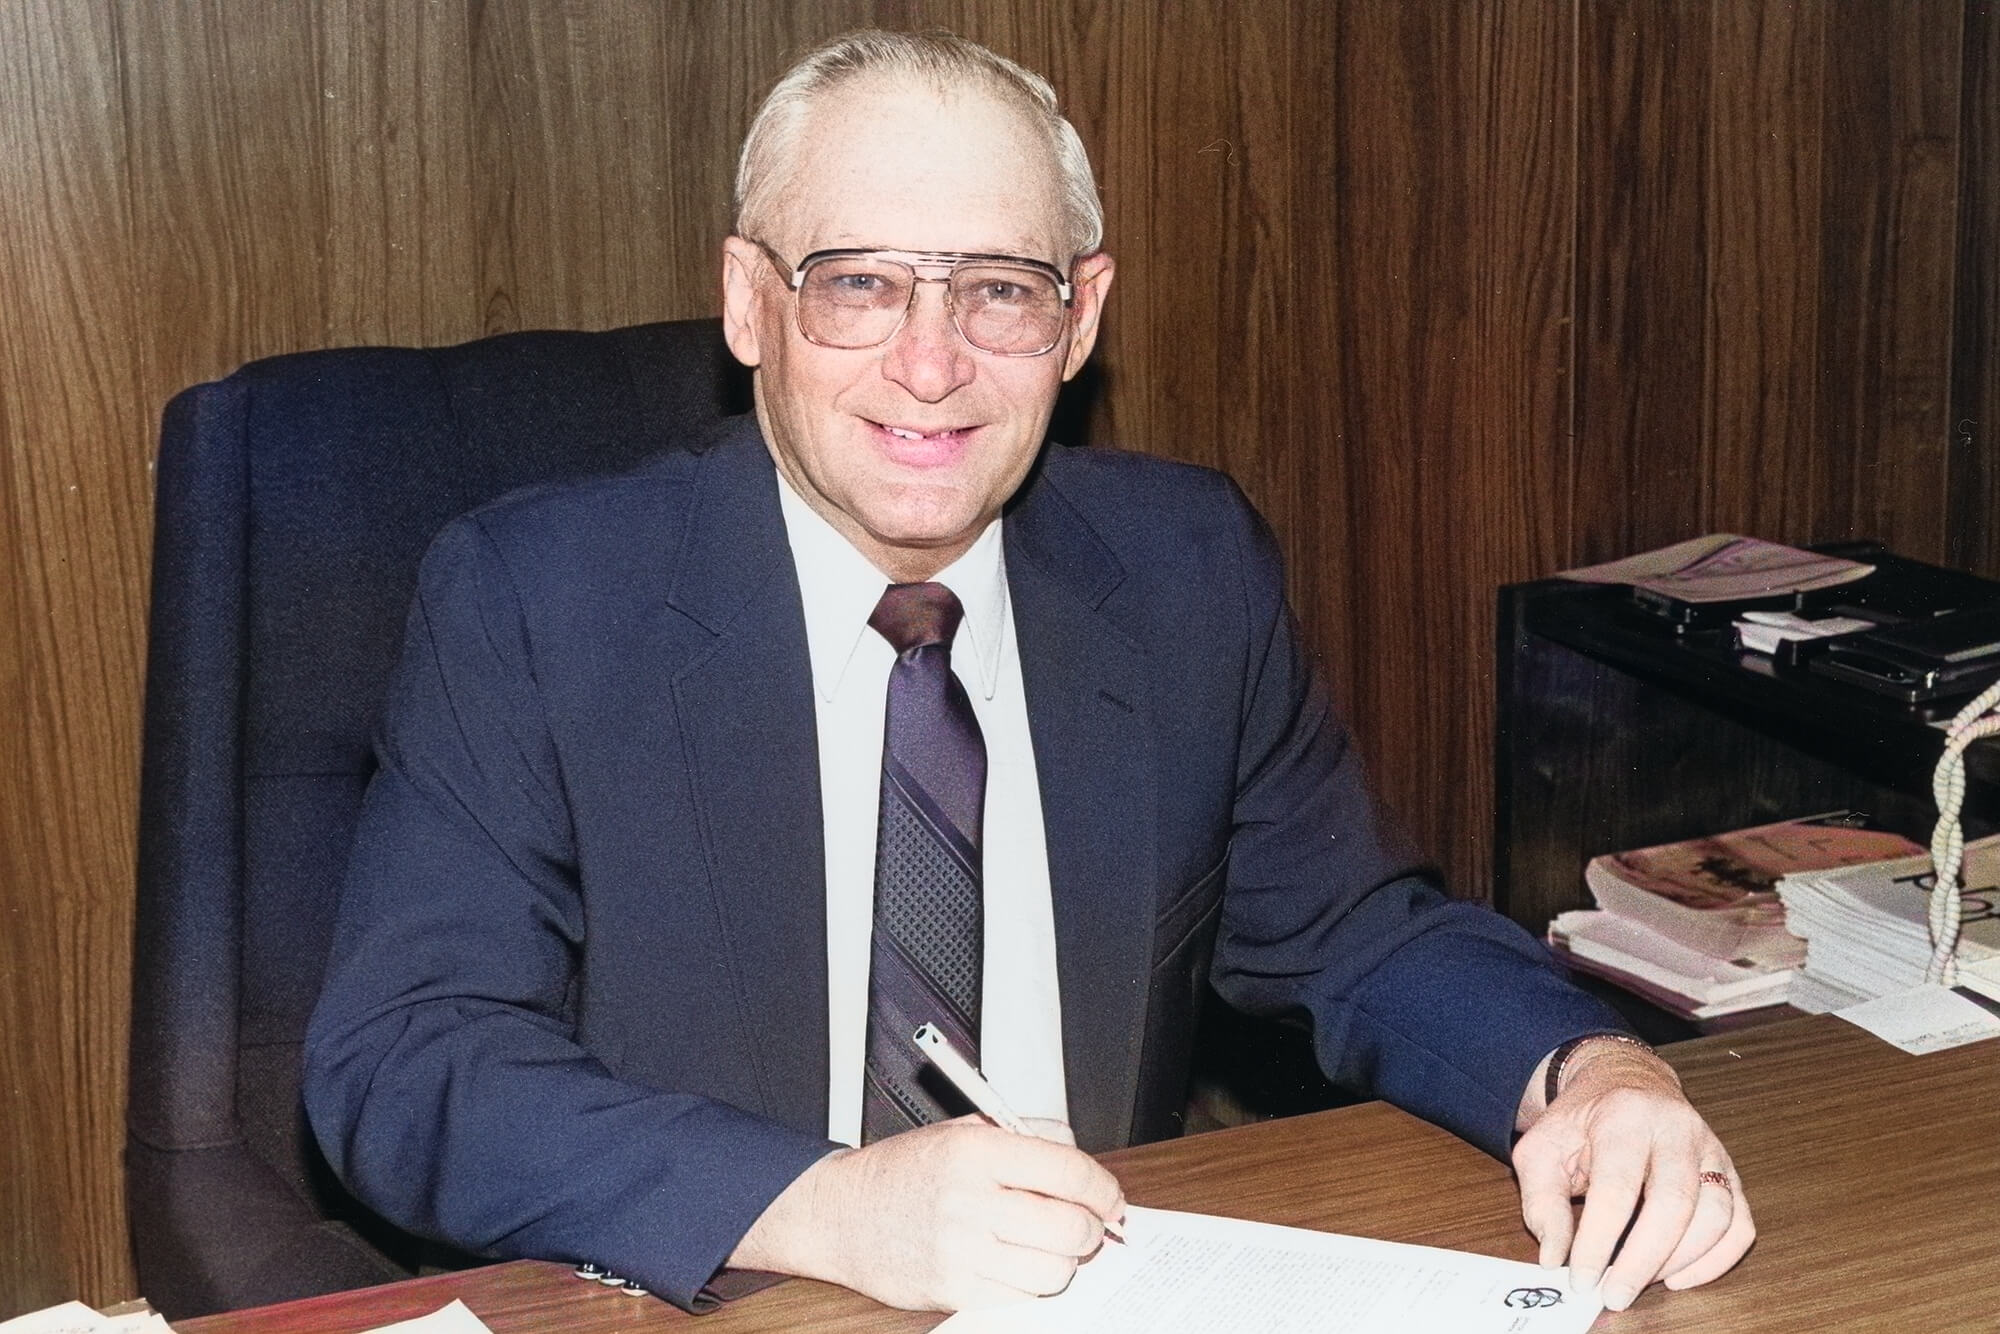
[[1503, 1287, 1565, 1308]]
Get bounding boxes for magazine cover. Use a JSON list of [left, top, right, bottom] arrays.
[[1585, 811, 1924, 959]]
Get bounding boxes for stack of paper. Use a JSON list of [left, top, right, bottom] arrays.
[[1548, 911, 1793, 1018], [1776, 836, 2000, 1011], [1547, 812, 1923, 1021]]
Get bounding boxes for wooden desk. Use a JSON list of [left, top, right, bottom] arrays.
[[181, 1017, 1998, 1333]]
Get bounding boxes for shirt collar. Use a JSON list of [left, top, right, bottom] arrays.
[[776, 475, 1009, 703]]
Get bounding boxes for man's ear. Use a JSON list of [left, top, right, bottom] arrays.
[[1060, 250, 1116, 382], [720, 236, 766, 369]]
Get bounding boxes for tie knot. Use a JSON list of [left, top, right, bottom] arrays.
[[870, 582, 964, 654]]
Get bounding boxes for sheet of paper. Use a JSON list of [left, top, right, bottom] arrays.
[[356, 1300, 495, 1334], [937, 1206, 1603, 1334], [0, 1303, 117, 1334], [0, 1305, 170, 1334], [1957, 954, 2000, 1005], [1735, 612, 1872, 654], [1836, 984, 2000, 1054], [101, 1317, 170, 1334]]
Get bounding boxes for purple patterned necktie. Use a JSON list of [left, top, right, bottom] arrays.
[[860, 582, 987, 1143]]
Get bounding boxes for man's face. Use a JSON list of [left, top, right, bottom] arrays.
[[722, 79, 1114, 582]]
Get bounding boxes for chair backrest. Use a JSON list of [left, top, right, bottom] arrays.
[[128, 318, 748, 1316]]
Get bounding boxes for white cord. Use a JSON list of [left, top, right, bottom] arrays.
[[1927, 676, 2000, 984]]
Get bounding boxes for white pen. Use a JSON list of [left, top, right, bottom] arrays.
[[911, 1023, 1032, 1132], [911, 1023, 1126, 1243]]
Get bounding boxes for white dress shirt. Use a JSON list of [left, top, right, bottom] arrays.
[[776, 479, 1069, 1146]]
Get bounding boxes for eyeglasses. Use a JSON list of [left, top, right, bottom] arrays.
[[749, 240, 1075, 357]]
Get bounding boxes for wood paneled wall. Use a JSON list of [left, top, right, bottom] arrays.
[[2, 0, 1992, 1314]]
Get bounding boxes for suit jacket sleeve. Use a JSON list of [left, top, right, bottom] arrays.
[[1203, 481, 1623, 1158], [302, 516, 837, 1311]]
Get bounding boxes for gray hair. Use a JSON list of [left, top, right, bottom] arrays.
[[734, 29, 1105, 260]]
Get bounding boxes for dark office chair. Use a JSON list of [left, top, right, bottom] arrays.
[[126, 317, 749, 1319]]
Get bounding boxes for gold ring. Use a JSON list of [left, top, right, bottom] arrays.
[[1698, 1170, 1732, 1191]]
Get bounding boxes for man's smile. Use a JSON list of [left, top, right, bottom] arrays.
[[867, 418, 977, 464]]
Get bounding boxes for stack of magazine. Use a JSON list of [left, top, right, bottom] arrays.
[[1775, 835, 2000, 1012], [1548, 813, 1924, 1022]]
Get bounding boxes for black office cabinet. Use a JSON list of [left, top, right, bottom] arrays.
[[1492, 553, 2000, 937]]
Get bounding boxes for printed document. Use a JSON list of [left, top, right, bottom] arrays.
[[1836, 984, 2000, 1054], [937, 1206, 1603, 1334]]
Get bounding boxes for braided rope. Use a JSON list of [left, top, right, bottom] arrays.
[[1927, 676, 2000, 985]]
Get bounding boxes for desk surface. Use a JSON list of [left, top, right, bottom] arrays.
[[181, 1017, 1999, 1333]]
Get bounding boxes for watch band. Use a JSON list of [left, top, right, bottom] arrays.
[[1544, 1030, 1652, 1107]]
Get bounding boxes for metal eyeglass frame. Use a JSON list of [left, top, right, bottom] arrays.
[[747, 238, 1076, 357]]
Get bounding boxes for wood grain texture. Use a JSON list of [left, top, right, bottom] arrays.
[[1950, 0, 2000, 575], [471, 1, 684, 335], [0, 0, 149, 1314], [321, 0, 480, 346], [2, 0, 1994, 1315], [117, 0, 331, 391], [1282, 0, 1345, 705], [1816, 0, 1963, 561], [1620, 1017, 2000, 1334], [1320, 1, 1577, 879], [1703, 2, 1827, 542], [1572, 0, 1714, 564], [173, 1018, 2000, 1334]]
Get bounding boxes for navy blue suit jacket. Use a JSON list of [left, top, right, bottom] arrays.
[[303, 416, 1619, 1309]]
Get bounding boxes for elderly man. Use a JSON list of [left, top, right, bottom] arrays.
[[305, 29, 1753, 1318]]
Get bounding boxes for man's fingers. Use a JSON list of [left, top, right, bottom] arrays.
[[1511, 1146, 1578, 1269], [944, 1264, 1070, 1312], [983, 1131, 1126, 1224], [758, 1120, 1126, 1311], [1564, 1158, 1644, 1293], [1512, 1042, 1752, 1309], [1663, 1190, 1757, 1291], [1653, 1170, 1741, 1283], [967, 1239, 1084, 1302], [1595, 1159, 1702, 1310], [985, 1186, 1110, 1259]]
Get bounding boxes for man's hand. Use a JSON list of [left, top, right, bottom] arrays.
[[728, 1116, 1125, 1311], [1512, 1038, 1755, 1312]]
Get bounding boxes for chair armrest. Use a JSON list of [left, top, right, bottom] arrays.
[[126, 1137, 412, 1320]]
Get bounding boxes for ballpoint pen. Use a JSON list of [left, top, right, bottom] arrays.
[[911, 1023, 1126, 1243]]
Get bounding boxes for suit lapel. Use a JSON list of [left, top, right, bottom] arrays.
[[663, 419, 829, 1136], [654, 429, 1160, 1147], [1006, 459, 1158, 1152]]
